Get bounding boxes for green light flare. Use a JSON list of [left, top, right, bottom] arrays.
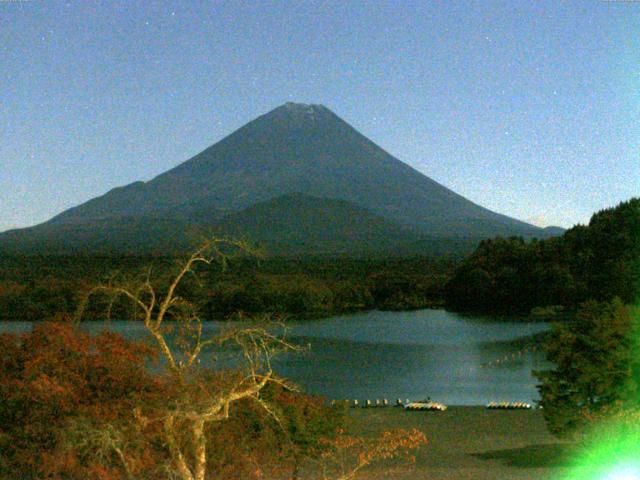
[[560, 425, 640, 480], [602, 464, 640, 480]]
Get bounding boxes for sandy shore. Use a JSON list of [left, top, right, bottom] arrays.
[[345, 406, 573, 480]]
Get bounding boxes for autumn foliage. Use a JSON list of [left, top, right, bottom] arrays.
[[0, 322, 430, 479], [0, 321, 160, 478], [0, 322, 345, 479], [315, 428, 428, 480]]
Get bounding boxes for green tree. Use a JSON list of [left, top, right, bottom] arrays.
[[535, 299, 640, 437]]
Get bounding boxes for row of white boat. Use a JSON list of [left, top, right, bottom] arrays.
[[331, 399, 534, 411], [486, 402, 533, 409], [332, 399, 447, 411], [404, 401, 448, 411]]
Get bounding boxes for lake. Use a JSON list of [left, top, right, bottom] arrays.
[[0, 309, 551, 406]]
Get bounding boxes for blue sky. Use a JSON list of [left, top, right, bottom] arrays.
[[1, 0, 638, 232]]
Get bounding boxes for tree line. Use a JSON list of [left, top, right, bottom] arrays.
[[445, 198, 640, 314], [0, 255, 453, 322]]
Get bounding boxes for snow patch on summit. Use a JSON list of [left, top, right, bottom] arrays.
[[282, 102, 328, 121]]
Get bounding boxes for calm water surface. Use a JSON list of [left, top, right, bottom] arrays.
[[1, 309, 551, 405]]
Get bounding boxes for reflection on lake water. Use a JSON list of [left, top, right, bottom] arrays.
[[0, 309, 552, 405]]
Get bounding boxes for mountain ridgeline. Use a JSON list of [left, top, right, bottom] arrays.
[[0, 103, 559, 256]]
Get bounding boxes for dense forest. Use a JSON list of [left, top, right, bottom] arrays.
[[445, 198, 640, 314], [0, 254, 455, 322]]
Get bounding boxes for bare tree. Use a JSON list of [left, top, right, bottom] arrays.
[[78, 236, 300, 480], [75, 236, 428, 480]]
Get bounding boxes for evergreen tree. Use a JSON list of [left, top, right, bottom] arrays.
[[535, 299, 640, 436]]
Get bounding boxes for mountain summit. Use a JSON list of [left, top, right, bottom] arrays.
[[0, 103, 557, 255]]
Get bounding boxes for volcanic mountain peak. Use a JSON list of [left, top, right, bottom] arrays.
[[0, 102, 562, 255]]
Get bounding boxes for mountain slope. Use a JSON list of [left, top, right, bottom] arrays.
[[0, 194, 477, 256], [212, 193, 477, 256]]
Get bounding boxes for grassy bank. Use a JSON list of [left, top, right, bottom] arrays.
[[345, 406, 573, 480]]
